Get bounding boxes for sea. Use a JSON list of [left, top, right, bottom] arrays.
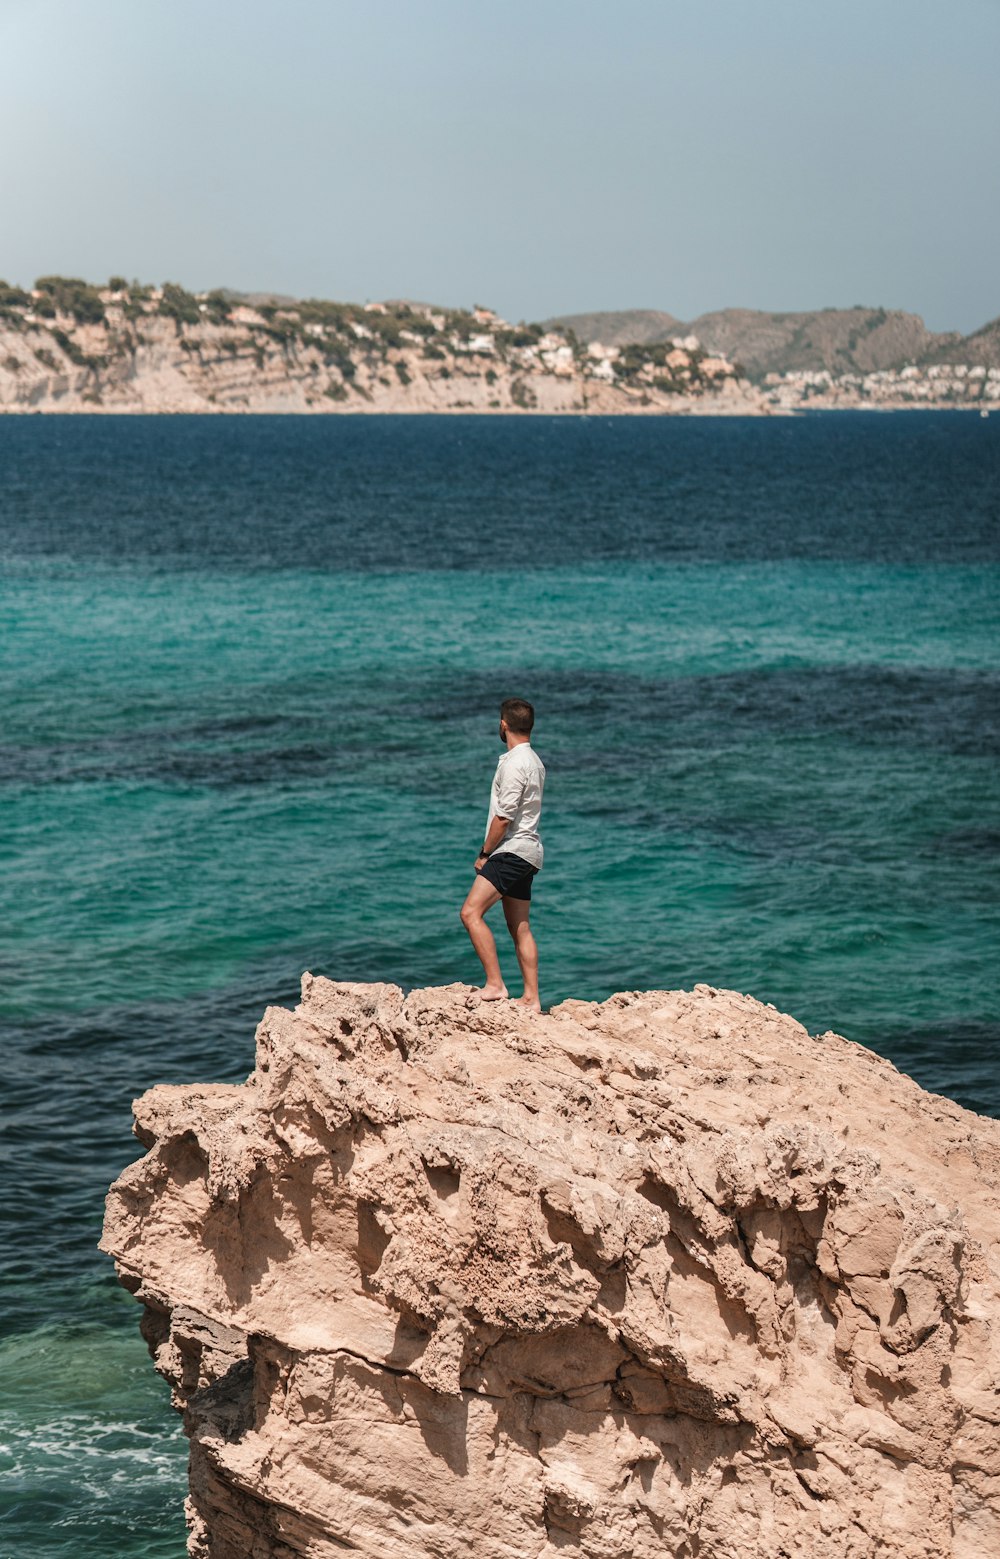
[[1, 411, 998, 1558]]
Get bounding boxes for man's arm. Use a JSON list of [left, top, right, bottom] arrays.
[[475, 814, 510, 868]]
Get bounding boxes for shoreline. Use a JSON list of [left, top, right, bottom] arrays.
[[5, 290, 996, 418], [0, 402, 991, 417]]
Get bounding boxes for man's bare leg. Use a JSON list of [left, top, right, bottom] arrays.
[[460, 875, 508, 1000], [503, 896, 540, 1012]]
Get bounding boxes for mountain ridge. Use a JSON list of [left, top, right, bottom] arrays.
[[545, 305, 998, 379]]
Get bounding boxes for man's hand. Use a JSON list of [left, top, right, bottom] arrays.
[[474, 815, 509, 872]]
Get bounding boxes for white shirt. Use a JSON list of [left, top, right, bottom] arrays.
[[487, 743, 546, 870]]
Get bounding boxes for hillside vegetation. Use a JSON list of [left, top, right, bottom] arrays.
[[0, 279, 749, 415], [1, 278, 997, 414]]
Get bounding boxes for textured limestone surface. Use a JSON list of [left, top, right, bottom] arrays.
[[102, 978, 1000, 1558], [0, 317, 761, 416]]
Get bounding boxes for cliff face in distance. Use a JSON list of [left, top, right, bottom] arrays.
[[3, 277, 998, 414], [102, 976, 1000, 1558], [0, 279, 752, 416]]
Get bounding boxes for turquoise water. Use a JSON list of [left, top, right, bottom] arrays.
[[2, 413, 998, 1556], [5, 558, 998, 1031]]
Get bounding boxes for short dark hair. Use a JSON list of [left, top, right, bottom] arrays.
[[500, 697, 534, 734]]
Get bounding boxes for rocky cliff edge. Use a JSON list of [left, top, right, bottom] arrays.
[[101, 977, 1000, 1557]]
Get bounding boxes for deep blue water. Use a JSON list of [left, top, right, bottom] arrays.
[[2, 412, 998, 1557]]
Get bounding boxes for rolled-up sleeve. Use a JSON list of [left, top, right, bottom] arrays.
[[494, 765, 526, 820]]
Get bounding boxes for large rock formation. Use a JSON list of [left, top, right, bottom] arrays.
[[0, 293, 756, 416], [102, 978, 1000, 1558]]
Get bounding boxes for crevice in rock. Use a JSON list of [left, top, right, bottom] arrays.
[[187, 1357, 255, 1445]]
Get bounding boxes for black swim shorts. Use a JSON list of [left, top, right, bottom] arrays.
[[476, 851, 539, 901]]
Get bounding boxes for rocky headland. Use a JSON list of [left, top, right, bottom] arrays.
[[3, 277, 997, 414], [102, 976, 1000, 1557], [0, 279, 753, 416]]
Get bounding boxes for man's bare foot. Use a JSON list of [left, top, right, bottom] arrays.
[[514, 996, 542, 1013], [467, 984, 509, 1007]]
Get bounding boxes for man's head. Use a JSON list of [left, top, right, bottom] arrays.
[[499, 698, 535, 742]]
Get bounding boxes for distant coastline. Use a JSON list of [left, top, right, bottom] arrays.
[[1, 277, 997, 415]]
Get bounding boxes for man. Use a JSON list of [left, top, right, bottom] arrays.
[[460, 697, 545, 1012]]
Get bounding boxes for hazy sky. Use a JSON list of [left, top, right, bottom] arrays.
[[1, 0, 997, 331]]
